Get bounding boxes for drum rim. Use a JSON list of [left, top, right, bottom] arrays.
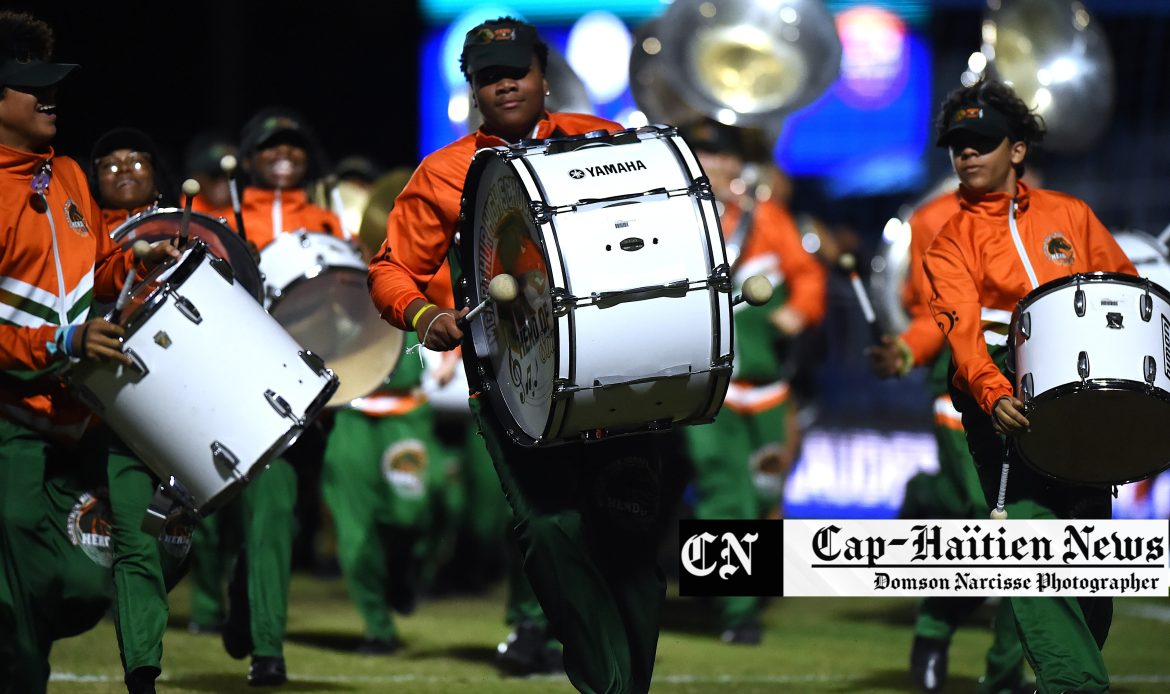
[[110, 207, 264, 302], [457, 147, 560, 447], [1017, 271, 1170, 309], [1017, 377, 1170, 485], [114, 241, 213, 336], [264, 264, 368, 313]]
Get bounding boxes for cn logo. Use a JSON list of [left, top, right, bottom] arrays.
[[568, 168, 586, 179], [678, 520, 783, 597], [681, 531, 758, 580]]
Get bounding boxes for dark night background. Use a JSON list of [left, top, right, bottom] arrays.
[[8, 1, 424, 175], [10, 1, 1170, 234]]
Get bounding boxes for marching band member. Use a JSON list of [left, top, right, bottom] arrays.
[[214, 107, 344, 687], [321, 332, 449, 654], [236, 106, 342, 246], [868, 185, 1026, 693], [88, 126, 177, 229], [924, 79, 1135, 694], [681, 120, 826, 645], [369, 16, 677, 693], [184, 130, 237, 220], [0, 12, 179, 694]]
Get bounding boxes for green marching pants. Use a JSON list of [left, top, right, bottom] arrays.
[[452, 419, 545, 628], [218, 457, 298, 658], [907, 396, 1025, 694], [0, 419, 184, 693], [470, 396, 671, 694], [957, 388, 1112, 694], [321, 404, 446, 642]]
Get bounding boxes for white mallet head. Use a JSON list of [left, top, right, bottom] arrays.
[[839, 253, 856, 272], [990, 508, 1009, 520], [131, 239, 152, 260], [182, 178, 201, 198], [219, 154, 238, 174], [741, 275, 774, 307], [488, 274, 519, 304]]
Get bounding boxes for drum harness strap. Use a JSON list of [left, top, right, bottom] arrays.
[[992, 198, 1040, 520]]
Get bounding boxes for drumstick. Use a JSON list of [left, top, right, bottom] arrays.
[[733, 274, 773, 306], [990, 441, 1012, 520], [220, 154, 248, 242], [457, 274, 519, 328], [114, 240, 153, 311], [840, 253, 884, 344], [178, 179, 200, 249]]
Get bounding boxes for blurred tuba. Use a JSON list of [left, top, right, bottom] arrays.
[[978, 0, 1114, 152], [631, 0, 841, 134], [867, 177, 958, 335]]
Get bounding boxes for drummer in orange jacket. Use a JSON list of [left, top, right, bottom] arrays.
[[923, 79, 1135, 694], [212, 106, 343, 687], [0, 12, 179, 694], [369, 16, 675, 694], [236, 107, 342, 251], [88, 127, 178, 230]]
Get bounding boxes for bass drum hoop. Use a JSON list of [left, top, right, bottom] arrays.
[[110, 207, 263, 302], [457, 147, 560, 448]]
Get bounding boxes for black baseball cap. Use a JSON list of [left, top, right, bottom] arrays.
[[462, 19, 539, 75], [936, 103, 1015, 146], [0, 57, 75, 88], [240, 109, 310, 156]]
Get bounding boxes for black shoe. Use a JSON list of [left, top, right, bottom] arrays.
[[497, 621, 560, 675], [125, 666, 160, 694], [222, 558, 253, 660], [356, 637, 401, 655], [720, 622, 763, 645], [910, 636, 949, 693], [248, 656, 287, 687]]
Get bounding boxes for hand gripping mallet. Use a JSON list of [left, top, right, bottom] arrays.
[[113, 240, 153, 312]]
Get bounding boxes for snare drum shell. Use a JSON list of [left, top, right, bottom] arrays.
[[71, 245, 337, 514], [1012, 273, 1170, 484]]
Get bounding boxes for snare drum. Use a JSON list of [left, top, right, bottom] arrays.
[[1011, 272, 1170, 485], [68, 241, 339, 515], [259, 231, 403, 407], [457, 126, 733, 447], [110, 207, 263, 301]]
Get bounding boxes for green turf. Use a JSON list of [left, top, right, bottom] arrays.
[[46, 575, 1170, 693]]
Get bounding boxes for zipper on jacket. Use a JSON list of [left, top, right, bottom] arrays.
[[1007, 199, 1039, 290], [272, 188, 283, 237], [35, 161, 71, 326]]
